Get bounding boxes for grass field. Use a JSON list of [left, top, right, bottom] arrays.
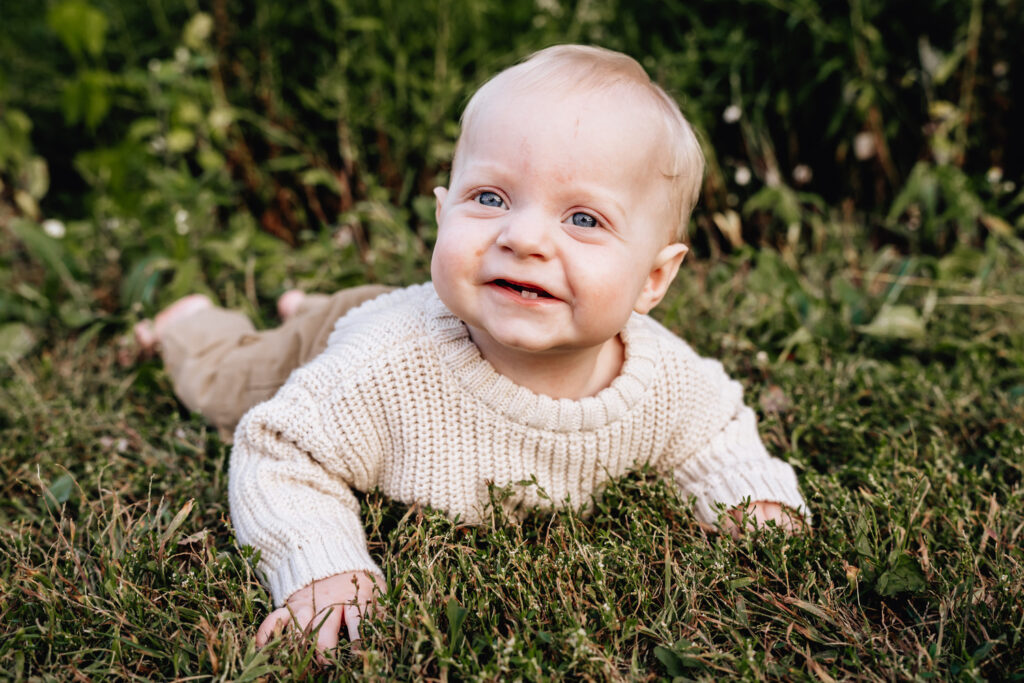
[[2, 227, 1023, 680]]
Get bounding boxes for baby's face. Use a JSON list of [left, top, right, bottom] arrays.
[[431, 85, 683, 360]]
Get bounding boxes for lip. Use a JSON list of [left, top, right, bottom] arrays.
[[486, 278, 561, 303]]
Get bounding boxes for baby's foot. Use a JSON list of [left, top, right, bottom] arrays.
[[277, 290, 306, 320], [133, 294, 213, 356]]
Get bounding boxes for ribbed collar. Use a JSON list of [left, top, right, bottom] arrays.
[[421, 285, 660, 432]]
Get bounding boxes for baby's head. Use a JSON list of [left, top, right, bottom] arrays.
[[431, 45, 705, 376], [455, 45, 704, 242]]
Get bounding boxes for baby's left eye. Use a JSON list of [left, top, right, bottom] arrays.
[[570, 212, 598, 228], [477, 191, 505, 208]]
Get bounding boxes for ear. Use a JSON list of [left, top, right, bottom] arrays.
[[433, 186, 448, 225], [633, 242, 688, 314]]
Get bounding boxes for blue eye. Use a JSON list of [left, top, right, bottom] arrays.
[[571, 212, 598, 228], [477, 191, 504, 208]]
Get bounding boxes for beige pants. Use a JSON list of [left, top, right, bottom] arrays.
[[160, 285, 393, 440]]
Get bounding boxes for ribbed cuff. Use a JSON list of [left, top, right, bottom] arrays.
[[680, 458, 811, 528], [261, 529, 383, 607]]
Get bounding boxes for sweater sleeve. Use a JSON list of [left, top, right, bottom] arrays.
[[228, 356, 386, 606], [665, 356, 810, 527]]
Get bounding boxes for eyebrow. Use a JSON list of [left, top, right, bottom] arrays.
[[453, 160, 512, 184]]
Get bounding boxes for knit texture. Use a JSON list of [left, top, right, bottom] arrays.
[[228, 283, 808, 605]]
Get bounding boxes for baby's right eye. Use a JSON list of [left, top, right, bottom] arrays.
[[476, 191, 505, 208]]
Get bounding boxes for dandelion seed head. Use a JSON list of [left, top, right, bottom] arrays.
[[792, 164, 813, 184], [42, 219, 66, 239], [854, 132, 876, 160], [735, 165, 752, 186], [723, 104, 742, 123]]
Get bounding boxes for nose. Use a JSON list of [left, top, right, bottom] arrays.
[[495, 207, 553, 259]]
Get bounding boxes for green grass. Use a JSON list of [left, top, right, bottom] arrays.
[[2, 232, 1023, 680]]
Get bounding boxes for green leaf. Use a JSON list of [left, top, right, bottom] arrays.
[[0, 323, 37, 362], [158, 499, 194, 550], [57, 300, 96, 328], [9, 218, 88, 303], [23, 157, 50, 200], [876, 554, 926, 596], [654, 645, 687, 678], [61, 69, 113, 129], [300, 168, 343, 194], [41, 474, 75, 514], [654, 640, 704, 676], [445, 597, 468, 652], [728, 576, 755, 589], [165, 128, 196, 154], [857, 305, 925, 340], [120, 256, 174, 308], [182, 12, 214, 50], [854, 515, 873, 558], [47, 0, 108, 59]]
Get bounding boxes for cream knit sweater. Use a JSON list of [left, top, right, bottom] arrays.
[[229, 284, 807, 605]]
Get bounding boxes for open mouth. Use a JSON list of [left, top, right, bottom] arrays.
[[492, 279, 555, 300]]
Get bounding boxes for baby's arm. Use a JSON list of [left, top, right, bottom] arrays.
[[229, 353, 388, 648], [664, 356, 809, 533]]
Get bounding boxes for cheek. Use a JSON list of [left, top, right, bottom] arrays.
[[431, 229, 476, 291], [567, 254, 649, 321]]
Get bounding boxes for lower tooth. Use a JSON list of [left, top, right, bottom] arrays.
[[520, 290, 538, 299]]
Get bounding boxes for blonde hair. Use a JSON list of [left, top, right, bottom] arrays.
[[454, 44, 705, 242]]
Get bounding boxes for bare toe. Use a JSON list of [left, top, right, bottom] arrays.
[[133, 320, 158, 355], [153, 294, 213, 338], [277, 290, 306, 320]]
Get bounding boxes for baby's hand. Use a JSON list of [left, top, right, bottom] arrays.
[[725, 500, 804, 538], [255, 571, 384, 652]]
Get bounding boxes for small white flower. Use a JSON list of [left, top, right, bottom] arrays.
[[993, 61, 1009, 78], [334, 225, 354, 248], [792, 164, 813, 184], [734, 165, 752, 186], [765, 168, 781, 188], [174, 46, 190, 64], [175, 209, 190, 235], [987, 167, 1004, 184], [42, 219, 66, 239], [1002, 180, 1016, 193], [854, 131, 876, 160], [722, 104, 742, 124], [208, 108, 233, 131]]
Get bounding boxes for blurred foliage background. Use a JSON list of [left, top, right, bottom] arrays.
[[1, 0, 1022, 351]]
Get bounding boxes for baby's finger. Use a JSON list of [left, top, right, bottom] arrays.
[[291, 605, 315, 634], [255, 607, 292, 648], [313, 605, 345, 653], [343, 604, 362, 645]]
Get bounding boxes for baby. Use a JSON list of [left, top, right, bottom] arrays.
[[136, 45, 808, 652]]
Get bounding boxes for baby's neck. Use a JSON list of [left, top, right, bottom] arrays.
[[466, 327, 625, 400]]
